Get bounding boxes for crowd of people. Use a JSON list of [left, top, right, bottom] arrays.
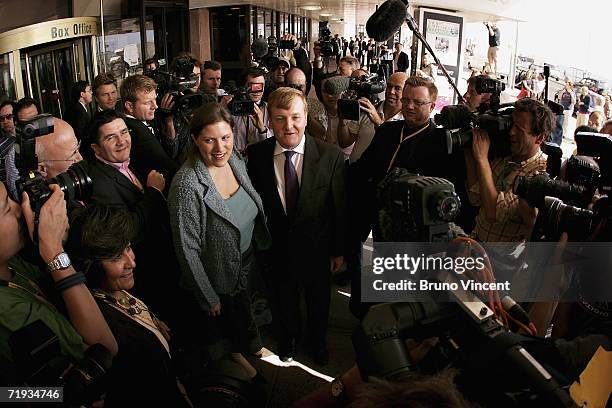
[[0, 29, 610, 407]]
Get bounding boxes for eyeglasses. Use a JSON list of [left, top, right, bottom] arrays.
[[41, 140, 81, 163], [400, 98, 432, 107], [0, 113, 13, 121]]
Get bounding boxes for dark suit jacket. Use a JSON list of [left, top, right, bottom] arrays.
[[396, 51, 409, 73], [124, 117, 179, 183], [64, 102, 90, 141], [86, 158, 167, 244], [246, 136, 348, 282]]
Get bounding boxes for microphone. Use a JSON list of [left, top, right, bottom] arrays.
[[251, 38, 269, 59], [324, 76, 351, 96], [366, 0, 409, 42]]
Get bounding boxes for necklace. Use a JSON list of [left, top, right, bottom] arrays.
[[93, 289, 148, 316]]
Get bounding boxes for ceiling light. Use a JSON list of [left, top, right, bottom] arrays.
[[319, 13, 331, 17], [301, 5, 321, 11]]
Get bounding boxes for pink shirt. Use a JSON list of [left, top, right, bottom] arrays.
[[95, 154, 143, 191]]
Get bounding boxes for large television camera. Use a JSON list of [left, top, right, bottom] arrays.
[[9, 320, 112, 406], [145, 56, 204, 116], [376, 169, 463, 242], [338, 73, 386, 121], [435, 77, 512, 158], [227, 83, 264, 116], [13, 114, 92, 215]]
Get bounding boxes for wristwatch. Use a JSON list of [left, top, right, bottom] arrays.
[[331, 376, 346, 400], [47, 252, 72, 273]]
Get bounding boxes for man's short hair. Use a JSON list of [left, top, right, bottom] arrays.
[[89, 109, 127, 145], [120, 74, 157, 104], [513, 98, 554, 137], [339, 56, 360, 69], [404, 76, 438, 101], [92, 72, 117, 94], [240, 67, 266, 85], [0, 100, 16, 112], [466, 74, 489, 88], [71, 80, 90, 102], [144, 57, 159, 69], [268, 87, 307, 114], [15, 97, 41, 118], [203, 60, 222, 72]]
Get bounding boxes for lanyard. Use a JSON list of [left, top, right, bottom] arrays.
[[386, 122, 430, 173]]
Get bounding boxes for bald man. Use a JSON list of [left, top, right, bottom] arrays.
[[5, 118, 82, 200], [285, 67, 307, 95]]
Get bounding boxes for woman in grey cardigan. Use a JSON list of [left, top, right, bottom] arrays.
[[168, 102, 270, 380]]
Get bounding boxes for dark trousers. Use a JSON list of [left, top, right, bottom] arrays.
[[267, 270, 331, 348]]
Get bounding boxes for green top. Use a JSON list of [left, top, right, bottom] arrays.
[[0, 254, 84, 375], [225, 186, 258, 253]]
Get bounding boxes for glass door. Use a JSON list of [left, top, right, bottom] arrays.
[[27, 43, 76, 118]]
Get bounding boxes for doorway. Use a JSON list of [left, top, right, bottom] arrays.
[[23, 38, 94, 118]]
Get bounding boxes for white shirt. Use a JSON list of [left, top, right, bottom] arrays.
[[273, 135, 306, 212]]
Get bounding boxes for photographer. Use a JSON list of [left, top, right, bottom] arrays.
[[120, 74, 180, 183], [465, 98, 552, 244], [0, 182, 117, 380], [5, 118, 82, 201], [263, 57, 291, 102], [282, 34, 312, 96], [163, 52, 204, 164], [232, 67, 273, 154]]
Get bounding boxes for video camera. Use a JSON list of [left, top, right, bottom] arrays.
[[14, 114, 92, 215], [435, 77, 512, 158], [10, 320, 112, 406], [515, 132, 611, 242], [376, 169, 463, 242], [227, 83, 264, 116], [318, 21, 335, 58], [145, 56, 204, 116], [338, 74, 386, 121]]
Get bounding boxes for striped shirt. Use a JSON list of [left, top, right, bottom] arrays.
[[470, 151, 547, 242]]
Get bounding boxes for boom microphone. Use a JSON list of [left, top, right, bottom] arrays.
[[251, 38, 269, 59], [366, 0, 408, 42], [324, 76, 351, 96]]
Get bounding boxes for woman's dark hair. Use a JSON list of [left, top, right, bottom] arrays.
[[67, 205, 135, 288], [189, 101, 234, 139]]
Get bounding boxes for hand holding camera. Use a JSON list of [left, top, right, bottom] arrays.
[[21, 185, 69, 262], [251, 103, 266, 132], [358, 97, 383, 126]]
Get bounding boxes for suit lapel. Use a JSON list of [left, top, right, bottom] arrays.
[[95, 160, 142, 195], [262, 138, 286, 218]]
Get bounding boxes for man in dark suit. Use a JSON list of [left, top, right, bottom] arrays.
[[64, 80, 92, 142], [120, 74, 179, 183], [247, 88, 347, 365], [393, 42, 410, 73], [86, 110, 170, 310]]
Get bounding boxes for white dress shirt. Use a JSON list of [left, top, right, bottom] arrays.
[[273, 135, 306, 212]]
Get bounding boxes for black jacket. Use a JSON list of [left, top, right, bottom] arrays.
[[64, 102, 91, 141], [396, 51, 410, 73]]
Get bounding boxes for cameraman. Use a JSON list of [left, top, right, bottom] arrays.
[[0, 182, 117, 380], [162, 53, 204, 164], [339, 71, 408, 163], [465, 98, 552, 244], [463, 75, 492, 112], [232, 67, 273, 154]]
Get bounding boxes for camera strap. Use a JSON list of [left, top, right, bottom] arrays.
[[386, 122, 430, 173]]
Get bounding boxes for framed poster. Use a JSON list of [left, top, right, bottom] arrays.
[[417, 8, 464, 106]]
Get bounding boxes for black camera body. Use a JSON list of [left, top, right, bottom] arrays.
[[474, 75, 505, 95], [146, 57, 203, 116], [318, 21, 335, 58], [228, 83, 264, 116], [14, 115, 92, 214], [376, 169, 462, 242], [278, 39, 295, 50], [338, 74, 386, 121]]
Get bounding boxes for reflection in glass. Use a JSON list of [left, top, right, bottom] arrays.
[[0, 53, 16, 102]]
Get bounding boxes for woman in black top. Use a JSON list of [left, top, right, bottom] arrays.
[[68, 205, 190, 407]]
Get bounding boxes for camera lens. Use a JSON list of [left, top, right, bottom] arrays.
[[543, 196, 593, 240], [51, 162, 93, 203], [430, 190, 460, 222]]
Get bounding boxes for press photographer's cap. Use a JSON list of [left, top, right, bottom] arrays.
[[276, 57, 291, 69]]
